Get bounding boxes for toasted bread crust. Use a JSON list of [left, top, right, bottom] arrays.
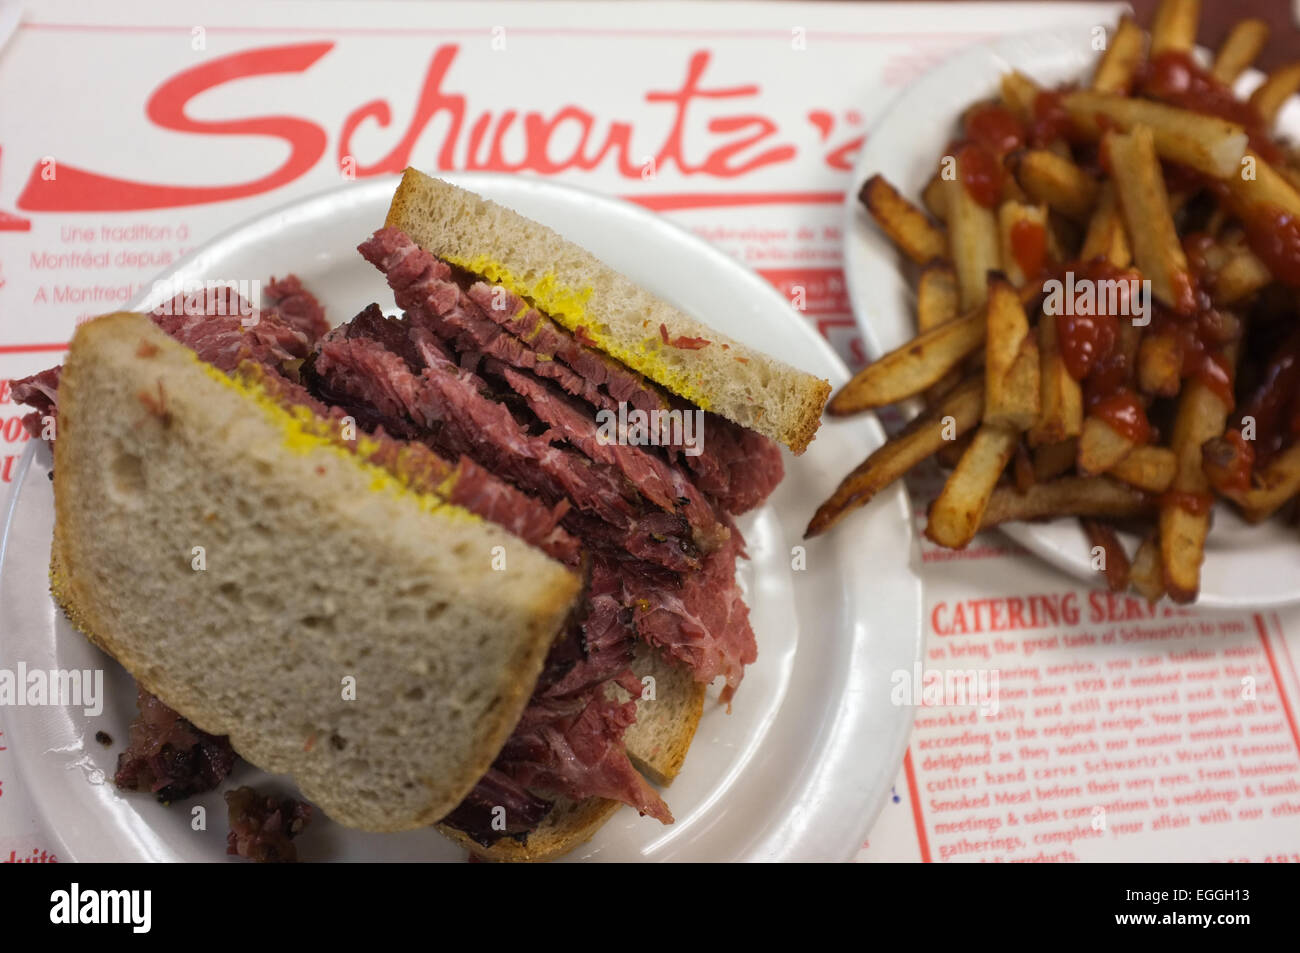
[[386, 170, 830, 453], [620, 644, 706, 786], [436, 647, 707, 860], [438, 797, 624, 863]]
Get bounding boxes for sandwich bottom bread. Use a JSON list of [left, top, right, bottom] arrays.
[[10, 171, 830, 860]]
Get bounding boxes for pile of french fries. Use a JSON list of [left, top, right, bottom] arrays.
[[809, 0, 1300, 604]]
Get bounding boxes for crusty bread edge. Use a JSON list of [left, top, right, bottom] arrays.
[[438, 797, 624, 863], [385, 170, 831, 454], [437, 673, 707, 861], [779, 379, 833, 460], [628, 678, 706, 787]]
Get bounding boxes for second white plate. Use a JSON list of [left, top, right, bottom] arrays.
[[844, 28, 1300, 609]]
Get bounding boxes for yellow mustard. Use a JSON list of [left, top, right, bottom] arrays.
[[192, 359, 479, 525], [444, 253, 714, 409]]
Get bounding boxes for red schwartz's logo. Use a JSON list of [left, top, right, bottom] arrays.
[[15, 42, 861, 213]]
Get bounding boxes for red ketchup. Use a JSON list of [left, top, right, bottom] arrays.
[[1010, 219, 1048, 280], [1243, 205, 1300, 289], [956, 143, 1003, 209]]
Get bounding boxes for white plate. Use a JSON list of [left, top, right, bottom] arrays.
[[0, 173, 923, 862], [845, 28, 1300, 609]]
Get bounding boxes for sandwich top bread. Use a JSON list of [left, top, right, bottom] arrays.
[[386, 169, 831, 454]]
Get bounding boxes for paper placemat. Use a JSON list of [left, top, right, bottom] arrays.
[[3, 0, 1295, 864]]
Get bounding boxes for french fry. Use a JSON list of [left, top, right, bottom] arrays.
[[1138, 332, 1182, 396], [1205, 441, 1300, 522], [922, 173, 948, 222], [805, 377, 984, 537], [1044, 214, 1069, 263], [860, 174, 947, 265], [1129, 533, 1166, 602], [1238, 453, 1300, 521], [1078, 415, 1138, 475], [916, 262, 960, 333], [1062, 91, 1248, 178], [1000, 175, 1029, 205], [1160, 506, 1211, 603], [1045, 140, 1073, 163], [1213, 245, 1272, 304], [1028, 310, 1083, 446], [997, 201, 1050, 287], [1149, 0, 1199, 56], [1079, 182, 1132, 267], [980, 476, 1152, 527], [1160, 350, 1235, 603], [1117, 318, 1143, 368], [1248, 62, 1300, 128], [1197, 235, 1233, 271], [1000, 70, 1041, 121], [936, 430, 976, 469], [923, 368, 964, 407], [1211, 18, 1269, 85], [828, 307, 986, 414], [1013, 443, 1036, 494], [943, 159, 1001, 310], [1082, 519, 1132, 591], [830, 279, 1040, 414], [1200, 432, 1252, 498], [1024, 310, 1086, 447], [1222, 150, 1300, 219], [926, 423, 1019, 548], [1280, 164, 1300, 195], [1092, 16, 1147, 94], [1110, 445, 1177, 493], [984, 276, 1040, 430], [1047, 212, 1081, 262], [1033, 438, 1077, 481], [1107, 125, 1196, 312], [1014, 150, 1099, 222]]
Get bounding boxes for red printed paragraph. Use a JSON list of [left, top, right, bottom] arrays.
[[910, 591, 1300, 862]]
